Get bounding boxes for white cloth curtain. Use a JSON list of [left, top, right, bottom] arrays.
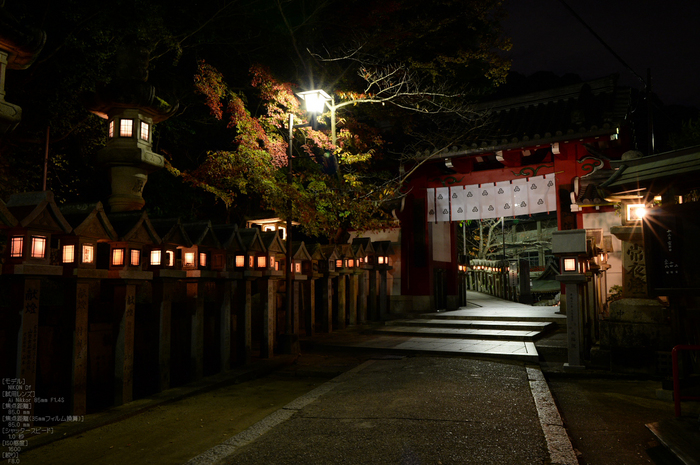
[[465, 184, 481, 220], [436, 187, 450, 222], [495, 180, 513, 217], [427, 174, 558, 222], [426, 188, 436, 223], [450, 186, 466, 221]]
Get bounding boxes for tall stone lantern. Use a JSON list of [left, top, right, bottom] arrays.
[[83, 41, 177, 212]]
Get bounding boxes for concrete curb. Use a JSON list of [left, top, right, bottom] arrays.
[[527, 366, 578, 465]]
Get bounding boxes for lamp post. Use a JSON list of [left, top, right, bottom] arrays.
[[281, 89, 331, 354]]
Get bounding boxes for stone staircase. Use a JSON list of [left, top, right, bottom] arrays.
[[302, 293, 567, 364], [364, 302, 567, 363]]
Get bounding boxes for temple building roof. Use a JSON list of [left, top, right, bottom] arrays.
[[416, 75, 631, 160]]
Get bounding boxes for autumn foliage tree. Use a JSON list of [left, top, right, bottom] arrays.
[[167, 61, 395, 240]]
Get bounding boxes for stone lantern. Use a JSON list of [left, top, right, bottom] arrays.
[[83, 40, 177, 213]]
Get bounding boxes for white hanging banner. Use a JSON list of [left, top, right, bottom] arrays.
[[528, 175, 548, 214], [426, 188, 436, 223], [479, 183, 497, 219], [436, 187, 450, 222], [465, 184, 480, 220], [495, 180, 513, 218], [425, 174, 556, 222], [512, 178, 530, 216], [545, 173, 557, 212], [450, 186, 466, 221]]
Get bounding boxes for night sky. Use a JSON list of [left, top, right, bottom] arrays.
[[502, 0, 700, 109]]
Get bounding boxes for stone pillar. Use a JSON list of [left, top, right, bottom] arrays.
[[71, 282, 90, 414], [260, 278, 276, 358], [114, 283, 136, 405], [336, 275, 346, 330], [348, 274, 358, 325]]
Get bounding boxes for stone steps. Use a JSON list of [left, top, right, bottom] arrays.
[[385, 318, 556, 333]]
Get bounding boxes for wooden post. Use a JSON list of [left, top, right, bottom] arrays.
[[187, 281, 204, 381], [321, 277, 333, 333], [379, 269, 388, 319], [260, 278, 275, 358], [358, 271, 367, 324], [293, 281, 300, 335], [151, 280, 173, 392], [305, 279, 316, 336], [71, 281, 90, 414], [219, 280, 232, 372], [336, 275, 346, 329], [114, 283, 136, 405], [235, 279, 253, 365], [17, 278, 41, 424], [348, 274, 358, 325], [368, 270, 377, 321]]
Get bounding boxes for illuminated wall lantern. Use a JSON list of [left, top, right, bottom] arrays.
[[119, 118, 133, 137], [82, 244, 95, 264], [563, 258, 578, 273], [63, 244, 75, 263], [377, 256, 386, 265], [235, 254, 245, 268], [31, 236, 47, 259], [130, 248, 141, 266], [150, 249, 162, 266], [112, 248, 125, 266], [10, 236, 23, 257], [140, 121, 150, 141], [626, 203, 647, 222], [184, 252, 195, 267]]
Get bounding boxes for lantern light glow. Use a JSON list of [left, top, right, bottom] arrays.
[[297, 89, 331, 114], [563, 258, 577, 272], [10, 236, 23, 257], [120, 119, 133, 137], [130, 249, 140, 266], [112, 248, 125, 266], [82, 244, 94, 264], [63, 245, 75, 263], [31, 236, 46, 259]]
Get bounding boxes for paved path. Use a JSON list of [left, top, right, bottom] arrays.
[[187, 357, 577, 465]]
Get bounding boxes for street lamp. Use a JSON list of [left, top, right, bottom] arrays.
[[281, 88, 331, 354]]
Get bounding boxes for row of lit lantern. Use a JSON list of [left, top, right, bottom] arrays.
[[9, 234, 390, 273], [470, 265, 507, 273]]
